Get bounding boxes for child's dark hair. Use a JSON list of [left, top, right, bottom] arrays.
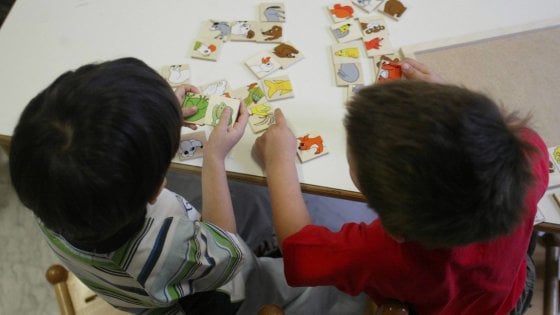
[[9, 58, 182, 248], [345, 80, 534, 248]]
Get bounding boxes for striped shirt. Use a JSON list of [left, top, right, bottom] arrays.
[[40, 188, 253, 314]]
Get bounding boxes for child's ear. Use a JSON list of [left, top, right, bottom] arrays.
[[149, 177, 167, 205]]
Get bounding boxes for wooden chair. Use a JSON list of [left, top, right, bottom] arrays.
[[47, 264, 410, 315]]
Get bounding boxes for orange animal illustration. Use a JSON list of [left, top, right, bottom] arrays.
[[298, 135, 324, 155], [377, 61, 402, 81], [364, 37, 383, 50], [383, 0, 407, 18], [330, 4, 354, 19], [262, 25, 283, 41]]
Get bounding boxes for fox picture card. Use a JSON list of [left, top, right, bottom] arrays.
[[160, 64, 191, 87], [230, 20, 259, 42], [373, 53, 403, 82], [259, 3, 286, 23], [335, 62, 364, 86], [331, 41, 362, 64], [255, 22, 284, 43], [330, 20, 362, 44], [191, 37, 222, 61], [352, 0, 383, 13], [245, 51, 282, 79], [378, 0, 408, 21], [199, 20, 232, 42], [376, 58, 402, 82], [204, 95, 241, 127], [261, 75, 294, 101], [327, 2, 355, 23], [182, 92, 210, 125], [177, 130, 207, 161], [248, 103, 276, 133], [199, 79, 231, 97], [229, 82, 267, 107], [363, 34, 394, 57], [297, 132, 329, 163], [271, 42, 304, 69]]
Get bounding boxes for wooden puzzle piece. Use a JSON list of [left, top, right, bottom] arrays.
[[351, 0, 383, 13], [378, 0, 408, 21], [549, 146, 560, 173], [177, 130, 207, 161], [330, 20, 362, 43], [259, 3, 286, 23], [182, 92, 210, 125], [245, 51, 282, 79], [363, 34, 394, 57], [199, 79, 231, 97], [229, 20, 258, 41], [199, 20, 232, 42], [271, 42, 305, 69], [331, 41, 362, 64], [376, 59, 402, 82], [297, 133, 329, 162], [327, 2, 355, 23], [191, 37, 222, 61], [255, 22, 284, 43], [229, 82, 267, 107], [335, 62, 364, 86], [372, 51, 403, 82], [204, 95, 241, 127], [248, 103, 276, 133], [358, 16, 389, 37], [160, 64, 191, 87], [261, 75, 294, 101]]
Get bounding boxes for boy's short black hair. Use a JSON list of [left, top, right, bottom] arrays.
[[9, 58, 182, 247], [345, 80, 534, 248]]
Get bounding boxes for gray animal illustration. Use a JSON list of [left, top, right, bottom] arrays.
[[337, 63, 360, 83], [210, 22, 231, 39], [332, 23, 351, 39], [179, 139, 204, 159], [263, 6, 285, 22]]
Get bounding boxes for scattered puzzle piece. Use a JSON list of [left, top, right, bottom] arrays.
[[182, 93, 210, 125], [379, 0, 408, 21], [161, 64, 191, 87], [177, 130, 206, 161], [331, 41, 362, 64], [271, 42, 304, 69], [358, 16, 389, 37], [199, 79, 231, 96], [297, 133, 329, 162], [230, 20, 258, 41], [230, 82, 267, 107], [248, 103, 276, 133], [352, 0, 383, 13], [262, 75, 294, 101], [335, 62, 364, 86], [256, 22, 284, 43], [191, 37, 222, 61], [259, 3, 286, 22], [204, 95, 241, 127], [199, 20, 232, 42], [330, 20, 362, 43], [245, 52, 282, 79], [373, 53, 403, 83], [328, 2, 355, 23]]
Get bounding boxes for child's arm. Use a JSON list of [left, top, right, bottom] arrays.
[[253, 109, 311, 246], [400, 58, 446, 83], [201, 103, 249, 233]]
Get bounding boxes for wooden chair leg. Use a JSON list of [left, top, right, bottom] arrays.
[[46, 264, 76, 315], [541, 233, 560, 315]]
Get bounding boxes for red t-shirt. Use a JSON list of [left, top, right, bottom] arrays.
[[283, 129, 549, 315]]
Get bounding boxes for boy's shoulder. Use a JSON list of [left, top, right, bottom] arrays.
[[147, 188, 201, 221]]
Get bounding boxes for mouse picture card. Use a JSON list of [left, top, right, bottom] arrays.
[[177, 130, 207, 161]]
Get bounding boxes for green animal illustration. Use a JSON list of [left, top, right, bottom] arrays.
[[183, 93, 209, 124], [211, 102, 233, 126], [243, 83, 265, 106]]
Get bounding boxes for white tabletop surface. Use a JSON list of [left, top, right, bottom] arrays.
[[1, 0, 559, 193]]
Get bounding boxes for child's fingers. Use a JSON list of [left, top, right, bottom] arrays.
[[215, 107, 232, 130], [401, 58, 430, 74], [182, 106, 198, 117], [273, 108, 286, 125], [233, 102, 249, 129]]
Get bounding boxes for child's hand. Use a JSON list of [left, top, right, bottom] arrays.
[[174, 84, 201, 130], [253, 109, 297, 170], [400, 58, 446, 84], [205, 102, 249, 161]]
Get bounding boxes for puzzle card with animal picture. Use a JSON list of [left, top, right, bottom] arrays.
[[373, 53, 403, 83], [199, 79, 231, 97], [182, 92, 210, 125], [549, 146, 560, 177], [331, 41, 362, 64], [358, 16, 389, 38], [271, 42, 304, 69], [378, 0, 408, 21], [199, 20, 232, 42], [363, 33, 394, 57], [255, 22, 284, 43], [297, 132, 329, 163], [259, 3, 286, 23], [335, 62, 364, 86], [177, 130, 207, 161], [160, 64, 191, 87], [351, 0, 383, 13], [191, 37, 222, 61], [229, 82, 267, 107], [245, 51, 282, 79], [204, 95, 241, 127], [330, 20, 362, 44], [229, 20, 259, 42], [248, 103, 276, 133], [327, 2, 355, 23], [261, 75, 294, 101]]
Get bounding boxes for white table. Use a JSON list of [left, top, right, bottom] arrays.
[[1, 0, 559, 199]]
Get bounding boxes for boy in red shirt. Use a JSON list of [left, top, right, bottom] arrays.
[[253, 59, 549, 314]]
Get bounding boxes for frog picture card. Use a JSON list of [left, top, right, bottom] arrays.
[[204, 95, 241, 127]]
